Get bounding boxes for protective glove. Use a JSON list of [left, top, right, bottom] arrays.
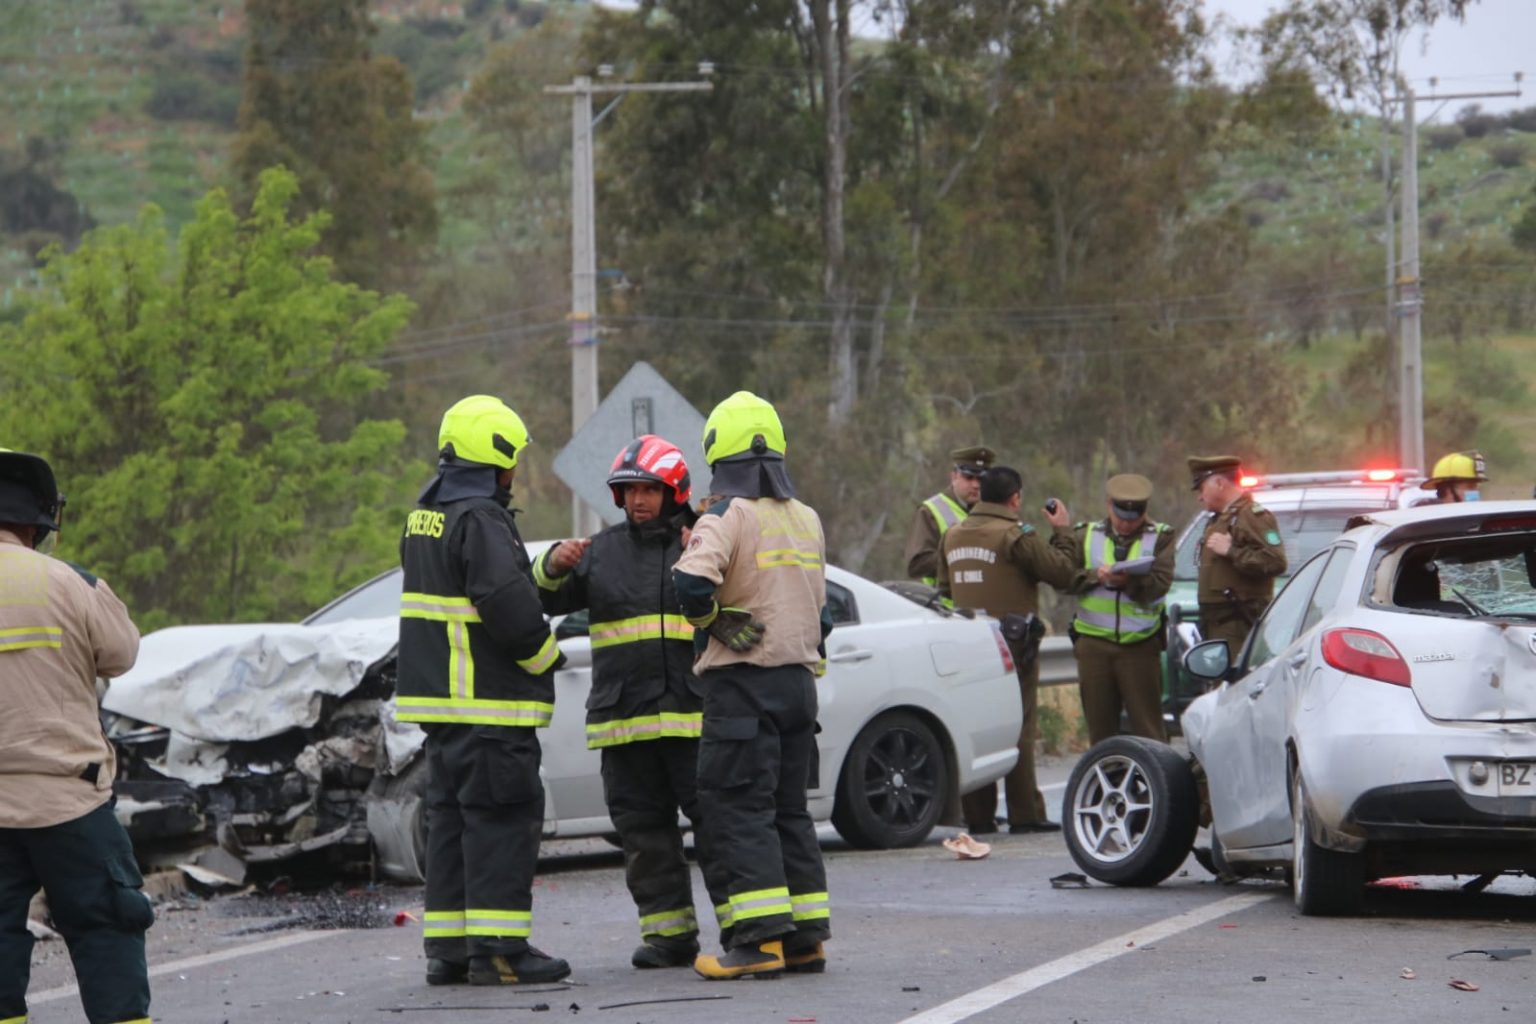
[[709, 606, 766, 652]]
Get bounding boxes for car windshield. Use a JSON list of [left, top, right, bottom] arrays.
[[1173, 507, 1379, 582], [305, 569, 404, 625], [1383, 532, 1536, 618]]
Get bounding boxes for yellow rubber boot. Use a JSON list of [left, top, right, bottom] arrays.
[[693, 940, 785, 980], [784, 941, 825, 974]]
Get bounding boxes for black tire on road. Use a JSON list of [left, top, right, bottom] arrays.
[[1062, 736, 1199, 887], [831, 710, 949, 849], [1291, 773, 1364, 916]]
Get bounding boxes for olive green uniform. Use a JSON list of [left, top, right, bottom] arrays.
[[1051, 519, 1174, 744], [938, 502, 1077, 829], [1196, 494, 1287, 654], [903, 487, 969, 585]]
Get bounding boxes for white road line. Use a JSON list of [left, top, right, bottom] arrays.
[[28, 929, 340, 1005], [897, 891, 1275, 1024]]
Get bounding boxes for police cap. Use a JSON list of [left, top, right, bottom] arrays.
[[951, 445, 997, 479], [1187, 455, 1241, 491], [1106, 473, 1152, 518]]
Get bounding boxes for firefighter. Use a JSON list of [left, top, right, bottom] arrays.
[[0, 449, 151, 1024], [1421, 451, 1488, 503], [395, 396, 570, 987], [673, 392, 832, 980], [532, 435, 726, 969], [904, 446, 996, 587]]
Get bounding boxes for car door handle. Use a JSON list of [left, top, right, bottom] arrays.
[[1247, 680, 1268, 698], [1287, 652, 1308, 670], [828, 649, 874, 663]]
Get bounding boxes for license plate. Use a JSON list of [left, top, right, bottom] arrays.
[[1496, 761, 1536, 796]]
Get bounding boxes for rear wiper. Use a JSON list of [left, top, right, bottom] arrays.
[[1450, 586, 1490, 616]]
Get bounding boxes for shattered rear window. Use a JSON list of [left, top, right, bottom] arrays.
[[1384, 533, 1536, 618]]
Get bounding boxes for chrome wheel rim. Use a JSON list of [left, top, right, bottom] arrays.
[[1070, 754, 1156, 864]]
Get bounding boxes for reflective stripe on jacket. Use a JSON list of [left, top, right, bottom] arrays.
[[1073, 523, 1164, 643], [917, 492, 967, 585]]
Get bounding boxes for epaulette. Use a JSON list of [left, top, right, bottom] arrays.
[[1250, 503, 1267, 514], [706, 497, 734, 517], [1073, 521, 1088, 529], [1017, 523, 1036, 535], [1154, 522, 1172, 533], [65, 561, 99, 588]]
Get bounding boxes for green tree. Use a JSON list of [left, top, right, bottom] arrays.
[[0, 168, 414, 628], [1514, 186, 1536, 254], [234, 0, 438, 290]]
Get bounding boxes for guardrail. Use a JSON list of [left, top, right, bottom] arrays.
[[1038, 636, 1077, 687]]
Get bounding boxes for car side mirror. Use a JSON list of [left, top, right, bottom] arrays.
[[1184, 639, 1231, 681]]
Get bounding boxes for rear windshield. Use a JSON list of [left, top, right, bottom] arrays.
[[1174, 507, 1378, 582], [1380, 532, 1536, 618]]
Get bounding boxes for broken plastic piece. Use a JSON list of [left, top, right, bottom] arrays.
[[942, 833, 991, 859], [392, 911, 419, 926], [1049, 872, 1088, 889], [1400, 968, 1417, 980]]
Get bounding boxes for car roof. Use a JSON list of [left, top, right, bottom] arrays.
[[1343, 499, 1536, 539], [1251, 484, 1401, 511]]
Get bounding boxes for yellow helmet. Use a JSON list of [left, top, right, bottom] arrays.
[[702, 391, 786, 466], [1421, 450, 1488, 489], [438, 396, 530, 469]]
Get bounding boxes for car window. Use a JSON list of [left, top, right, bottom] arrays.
[[1244, 552, 1329, 670], [827, 581, 858, 626], [1387, 533, 1536, 618], [305, 569, 404, 625], [1299, 544, 1354, 634], [1175, 506, 1382, 583]]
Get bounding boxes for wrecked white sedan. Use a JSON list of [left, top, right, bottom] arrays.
[[1061, 501, 1536, 915], [105, 544, 1024, 883]]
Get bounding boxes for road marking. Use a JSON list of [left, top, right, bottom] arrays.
[[28, 929, 339, 1005], [897, 891, 1274, 1024]]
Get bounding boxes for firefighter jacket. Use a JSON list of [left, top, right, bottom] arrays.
[[0, 529, 139, 828], [672, 497, 829, 674], [904, 488, 970, 586], [1051, 518, 1174, 644], [936, 502, 1078, 617], [396, 493, 563, 728], [1197, 493, 1287, 608], [532, 512, 703, 749]]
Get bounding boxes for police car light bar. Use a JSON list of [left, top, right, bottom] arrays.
[[1244, 468, 1420, 488]]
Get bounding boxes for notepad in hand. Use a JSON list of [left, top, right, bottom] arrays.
[[1108, 556, 1155, 576]]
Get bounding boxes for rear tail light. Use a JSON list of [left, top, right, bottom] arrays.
[[1321, 628, 1411, 687], [991, 623, 1015, 674]]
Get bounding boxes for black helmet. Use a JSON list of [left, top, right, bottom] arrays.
[[0, 449, 63, 548]]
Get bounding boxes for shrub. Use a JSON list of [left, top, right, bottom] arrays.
[[1425, 126, 1462, 152], [1490, 141, 1527, 168]]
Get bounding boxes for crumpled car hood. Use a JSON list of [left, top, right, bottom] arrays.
[[103, 619, 400, 743]]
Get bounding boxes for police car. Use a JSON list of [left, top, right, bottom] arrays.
[[1160, 468, 1431, 726]]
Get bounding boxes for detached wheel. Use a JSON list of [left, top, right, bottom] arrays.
[[831, 711, 948, 849], [1291, 773, 1363, 916], [1062, 736, 1198, 886]]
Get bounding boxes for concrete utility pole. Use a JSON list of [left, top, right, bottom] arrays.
[[546, 68, 713, 535], [1391, 78, 1521, 473]]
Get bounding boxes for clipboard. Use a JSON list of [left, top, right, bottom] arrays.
[[1108, 555, 1155, 576]]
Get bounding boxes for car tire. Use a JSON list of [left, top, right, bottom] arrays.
[[1290, 772, 1363, 916], [1062, 736, 1199, 887], [831, 711, 949, 849]]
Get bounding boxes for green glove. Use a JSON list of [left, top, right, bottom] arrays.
[[709, 607, 766, 652]]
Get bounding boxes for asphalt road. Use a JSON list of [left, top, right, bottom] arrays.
[[23, 769, 1536, 1024]]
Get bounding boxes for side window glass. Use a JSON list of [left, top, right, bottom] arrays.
[[1300, 545, 1354, 635], [1245, 552, 1330, 669], [826, 581, 859, 626]]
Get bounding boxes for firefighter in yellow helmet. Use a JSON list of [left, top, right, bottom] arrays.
[[1421, 451, 1488, 504], [1, 449, 151, 1024], [395, 396, 570, 986], [672, 392, 832, 979]]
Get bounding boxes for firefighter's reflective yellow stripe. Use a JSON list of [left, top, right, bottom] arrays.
[[727, 886, 792, 922], [0, 625, 62, 652], [395, 697, 555, 727], [423, 909, 467, 938], [464, 908, 533, 937], [532, 551, 568, 592], [400, 592, 482, 621], [589, 614, 695, 649], [755, 548, 823, 570], [639, 905, 698, 938], [715, 901, 733, 929], [585, 712, 703, 749], [113, 1019, 152, 1024], [790, 891, 830, 921], [448, 620, 474, 700], [516, 633, 561, 675], [1, 1015, 29, 1024]]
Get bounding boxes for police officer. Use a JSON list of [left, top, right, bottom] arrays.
[[0, 449, 152, 1024], [1421, 450, 1488, 503], [905, 446, 995, 586], [673, 392, 832, 980], [938, 465, 1077, 834], [1188, 455, 1287, 656], [533, 435, 725, 970], [1046, 474, 1174, 745], [396, 396, 570, 987]]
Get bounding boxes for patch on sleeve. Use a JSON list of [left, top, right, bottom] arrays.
[[1264, 530, 1281, 545], [706, 497, 734, 517], [1250, 503, 1266, 514], [65, 561, 99, 587], [1018, 523, 1036, 535]]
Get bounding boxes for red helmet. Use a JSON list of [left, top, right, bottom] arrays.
[[607, 435, 692, 508]]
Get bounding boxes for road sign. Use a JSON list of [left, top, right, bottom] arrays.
[[552, 361, 707, 528]]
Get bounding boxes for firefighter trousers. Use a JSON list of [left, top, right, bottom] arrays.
[[696, 663, 830, 951], [422, 723, 544, 962], [601, 737, 722, 950], [0, 799, 154, 1024]]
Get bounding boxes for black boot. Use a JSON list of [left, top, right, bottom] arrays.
[[632, 937, 701, 969], [783, 939, 826, 974], [425, 958, 468, 986], [468, 947, 572, 985]]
